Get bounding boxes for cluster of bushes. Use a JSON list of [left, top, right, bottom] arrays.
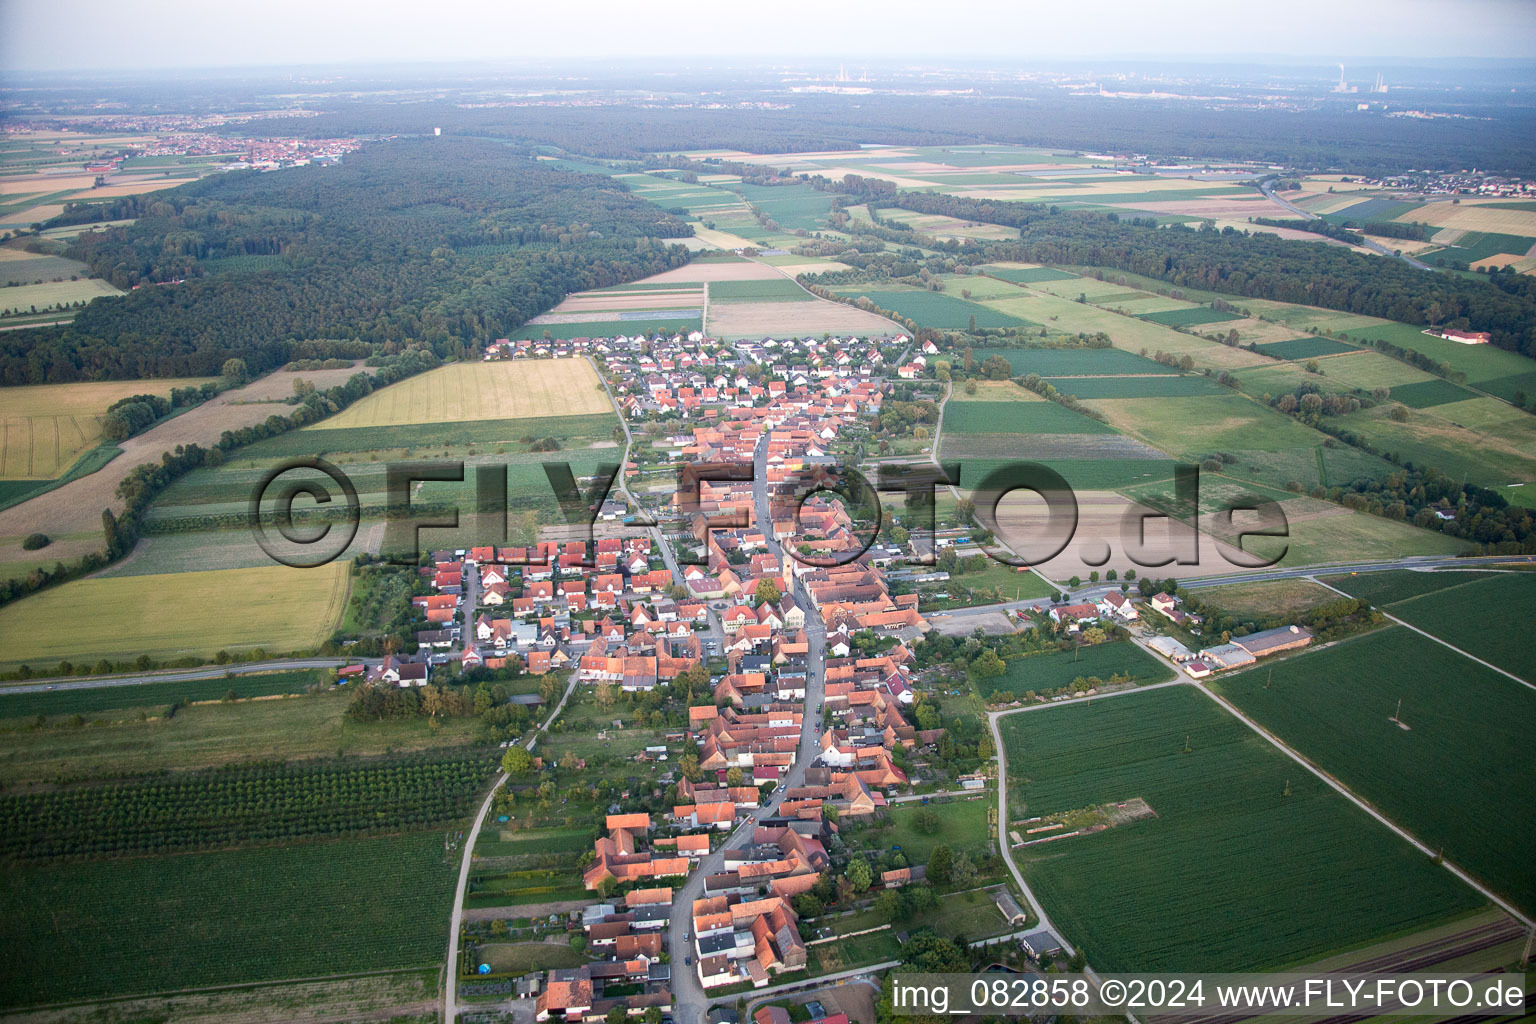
[[285, 357, 359, 371], [99, 393, 172, 441]]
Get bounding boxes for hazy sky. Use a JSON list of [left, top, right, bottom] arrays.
[[2, 0, 1534, 72]]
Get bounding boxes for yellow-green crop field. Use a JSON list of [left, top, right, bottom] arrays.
[[0, 563, 350, 670], [0, 377, 215, 479], [313, 359, 611, 430]]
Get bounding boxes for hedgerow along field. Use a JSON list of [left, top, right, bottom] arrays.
[[314, 359, 611, 430], [984, 641, 1172, 698], [1002, 686, 1485, 972], [1323, 570, 1536, 682], [0, 563, 350, 673], [0, 831, 458, 1007], [1210, 626, 1536, 917]]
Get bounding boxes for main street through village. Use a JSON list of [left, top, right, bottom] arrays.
[[664, 431, 831, 1024]]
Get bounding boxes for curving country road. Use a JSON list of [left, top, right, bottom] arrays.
[[1259, 180, 1433, 271], [443, 672, 579, 1024]]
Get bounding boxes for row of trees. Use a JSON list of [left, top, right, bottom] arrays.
[[1, 749, 495, 861]]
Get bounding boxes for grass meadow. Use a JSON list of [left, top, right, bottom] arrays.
[[0, 688, 483, 784], [0, 563, 350, 672]]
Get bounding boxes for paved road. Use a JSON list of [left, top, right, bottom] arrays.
[[0, 658, 349, 695], [1260, 180, 1433, 271], [931, 553, 1535, 629], [666, 431, 831, 1024], [461, 561, 478, 649], [444, 673, 579, 1024]]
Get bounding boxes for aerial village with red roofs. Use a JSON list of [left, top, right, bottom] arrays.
[[346, 323, 1332, 1024]]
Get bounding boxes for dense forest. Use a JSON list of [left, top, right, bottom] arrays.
[[855, 192, 1536, 357], [3, 138, 692, 384], [225, 94, 1536, 179]]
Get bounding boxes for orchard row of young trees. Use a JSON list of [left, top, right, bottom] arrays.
[[1, 749, 495, 861]]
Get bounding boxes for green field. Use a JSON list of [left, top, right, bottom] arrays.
[[733, 182, 836, 232], [1140, 306, 1246, 328], [1002, 687, 1485, 972], [1330, 402, 1536, 489], [1423, 231, 1536, 266], [1334, 321, 1536, 396], [957, 457, 1178, 492], [1324, 570, 1536, 681], [987, 642, 1172, 697], [246, 414, 616, 457], [975, 347, 1177, 376], [1212, 627, 1536, 915], [1254, 337, 1358, 360], [984, 266, 1079, 284], [509, 316, 701, 340], [0, 669, 328, 721], [0, 564, 350, 673], [834, 289, 1031, 329], [1041, 375, 1228, 398], [1091, 395, 1324, 457], [0, 831, 456, 1007], [1319, 569, 1494, 606], [943, 400, 1115, 435], [707, 279, 812, 303], [1387, 378, 1480, 408]]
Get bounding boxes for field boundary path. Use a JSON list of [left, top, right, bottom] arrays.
[[1190, 678, 1535, 930], [1309, 574, 1535, 692], [442, 672, 579, 1024]]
